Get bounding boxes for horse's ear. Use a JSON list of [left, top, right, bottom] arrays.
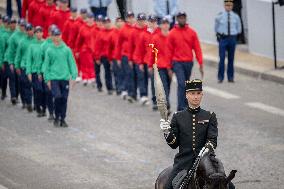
[[226, 170, 237, 184]]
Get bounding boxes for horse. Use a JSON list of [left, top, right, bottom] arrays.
[[155, 152, 237, 189]]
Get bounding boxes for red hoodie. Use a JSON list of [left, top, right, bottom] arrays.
[[94, 28, 113, 60], [28, 0, 45, 27], [143, 28, 161, 65], [50, 8, 71, 31], [22, 0, 33, 18], [168, 24, 203, 65], [109, 28, 119, 61], [115, 23, 135, 60], [62, 17, 80, 49], [149, 31, 172, 69], [129, 26, 146, 64], [75, 23, 96, 54], [74, 17, 86, 30], [39, 3, 56, 38]]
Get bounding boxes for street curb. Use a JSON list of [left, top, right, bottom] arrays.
[[204, 58, 284, 85]]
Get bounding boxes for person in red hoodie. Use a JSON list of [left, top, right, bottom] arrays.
[[109, 17, 124, 95], [22, 0, 34, 19], [115, 11, 136, 100], [75, 12, 96, 86], [75, 8, 88, 31], [49, 0, 70, 31], [27, 0, 46, 27], [129, 13, 149, 105], [72, 8, 88, 81], [168, 11, 203, 111], [150, 17, 172, 113], [62, 7, 78, 48], [39, 0, 56, 38], [139, 14, 162, 110], [94, 16, 114, 94]]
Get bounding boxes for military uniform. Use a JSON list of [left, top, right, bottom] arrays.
[[215, 0, 242, 82], [164, 80, 218, 189]]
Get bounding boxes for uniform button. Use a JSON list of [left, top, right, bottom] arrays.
[[193, 131, 195, 134], [193, 136, 195, 138], [193, 115, 196, 117], [193, 123, 195, 126], [193, 139, 195, 142], [193, 119, 195, 121], [193, 127, 195, 130], [193, 148, 196, 150]]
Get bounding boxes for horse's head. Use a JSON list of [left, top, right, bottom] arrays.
[[197, 152, 237, 189], [204, 170, 237, 189]]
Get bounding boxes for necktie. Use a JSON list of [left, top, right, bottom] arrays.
[[228, 12, 231, 36], [99, 0, 102, 8]]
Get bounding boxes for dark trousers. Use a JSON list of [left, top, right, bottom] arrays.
[[95, 56, 113, 91], [45, 83, 54, 116], [0, 66, 2, 91], [90, 6, 107, 17], [218, 36, 237, 81], [112, 60, 123, 93], [32, 73, 46, 112], [121, 55, 129, 92], [128, 63, 138, 98], [1, 62, 9, 98], [150, 72, 156, 105], [173, 62, 193, 111], [8, 65, 19, 99], [19, 68, 32, 105], [51, 80, 69, 121], [159, 68, 171, 109], [6, 0, 22, 18], [136, 64, 148, 97], [116, 0, 126, 20]]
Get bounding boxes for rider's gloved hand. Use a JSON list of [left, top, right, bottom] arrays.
[[205, 142, 215, 153], [160, 119, 171, 133]]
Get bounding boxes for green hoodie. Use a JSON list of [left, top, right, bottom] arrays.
[[40, 38, 53, 74], [0, 27, 12, 66], [26, 39, 44, 75], [42, 41, 78, 82], [14, 35, 36, 69], [4, 29, 25, 65]]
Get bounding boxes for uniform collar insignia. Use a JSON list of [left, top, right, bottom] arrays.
[[188, 106, 201, 114]]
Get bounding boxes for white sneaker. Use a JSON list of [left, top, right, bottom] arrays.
[[83, 80, 87, 86], [140, 96, 149, 106], [121, 91, 128, 100], [76, 77, 82, 82]]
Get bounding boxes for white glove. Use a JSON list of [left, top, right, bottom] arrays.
[[160, 119, 171, 132]]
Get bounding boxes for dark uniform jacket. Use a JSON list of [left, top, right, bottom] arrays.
[[165, 106, 218, 174]]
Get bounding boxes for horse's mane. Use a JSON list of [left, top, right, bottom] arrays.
[[198, 152, 226, 180]]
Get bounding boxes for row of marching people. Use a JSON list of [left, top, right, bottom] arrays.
[[19, 0, 204, 112], [0, 15, 77, 127], [19, 0, 203, 110], [1, 11, 203, 120]]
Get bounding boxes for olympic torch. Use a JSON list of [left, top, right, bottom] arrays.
[[149, 44, 168, 121]]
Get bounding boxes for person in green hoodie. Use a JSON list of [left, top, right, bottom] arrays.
[[43, 28, 78, 127], [40, 24, 58, 122], [0, 16, 13, 100], [4, 18, 26, 105], [0, 14, 3, 91], [26, 26, 46, 117], [15, 23, 36, 112]]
